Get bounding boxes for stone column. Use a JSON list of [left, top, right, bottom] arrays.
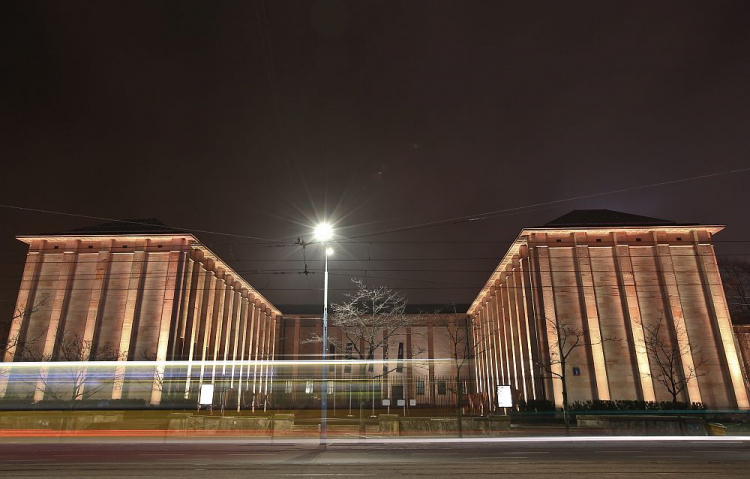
[[113, 244, 148, 400], [251, 301, 262, 407], [693, 231, 750, 409], [490, 286, 505, 386], [613, 235, 656, 402], [511, 262, 532, 401], [536, 245, 564, 409], [477, 301, 493, 397], [507, 268, 529, 401], [481, 304, 496, 407], [573, 242, 611, 400], [0, 241, 45, 398], [150, 238, 187, 406], [33, 241, 78, 402], [235, 292, 249, 408], [209, 272, 226, 383], [228, 287, 241, 388], [183, 262, 206, 399], [515, 255, 539, 399], [3, 241, 45, 362], [170, 253, 194, 361], [502, 281, 519, 393], [196, 270, 216, 388], [654, 237, 702, 404]]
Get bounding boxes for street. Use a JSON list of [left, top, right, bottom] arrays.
[[1, 436, 748, 478]]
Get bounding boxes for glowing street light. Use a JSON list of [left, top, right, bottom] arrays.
[[314, 222, 334, 243], [316, 223, 334, 446]]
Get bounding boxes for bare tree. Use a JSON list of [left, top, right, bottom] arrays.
[[639, 315, 708, 407], [535, 317, 618, 432], [306, 278, 423, 433], [719, 258, 750, 324], [1, 296, 49, 359], [21, 328, 124, 407], [438, 305, 474, 438]]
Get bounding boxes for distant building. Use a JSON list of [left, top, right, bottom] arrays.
[[469, 210, 749, 410], [275, 308, 468, 409]]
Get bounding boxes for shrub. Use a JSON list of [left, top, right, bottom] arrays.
[[569, 399, 707, 412], [517, 399, 556, 412]]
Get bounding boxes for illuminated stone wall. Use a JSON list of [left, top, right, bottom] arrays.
[[0, 232, 281, 407], [469, 225, 750, 411]]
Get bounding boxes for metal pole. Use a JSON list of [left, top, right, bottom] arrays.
[[321, 247, 329, 446]]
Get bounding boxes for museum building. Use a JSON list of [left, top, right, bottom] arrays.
[[1, 211, 749, 411], [469, 210, 749, 410]]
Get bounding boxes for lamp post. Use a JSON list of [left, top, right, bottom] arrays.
[[314, 223, 333, 446]]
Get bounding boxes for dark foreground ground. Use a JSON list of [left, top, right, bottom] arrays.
[[1, 436, 749, 478]]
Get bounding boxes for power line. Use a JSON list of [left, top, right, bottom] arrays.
[[341, 166, 750, 240], [0, 204, 285, 243]]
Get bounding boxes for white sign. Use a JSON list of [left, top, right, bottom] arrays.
[[382, 399, 391, 406], [409, 399, 417, 407], [397, 399, 405, 407], [496, 385, 513, 408], [199, 384, 214, 405]]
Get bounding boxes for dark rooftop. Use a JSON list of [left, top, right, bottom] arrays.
[[60, 219, 186, 235], [543, 209, 683, 228]]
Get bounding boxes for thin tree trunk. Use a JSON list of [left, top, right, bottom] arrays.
[[456, 373, 464, 438]]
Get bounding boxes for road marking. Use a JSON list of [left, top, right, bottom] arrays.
[[502, 451, 549, 454], [138, 452, 185, 456], [229, 453, 274, 455], [596, 450, 642, 453]]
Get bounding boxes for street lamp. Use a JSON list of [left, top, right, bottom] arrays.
[[314, 223, 333, 446]]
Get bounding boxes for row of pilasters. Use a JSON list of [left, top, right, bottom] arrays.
[[471, 252, 541, 410], [166, 249, 278, 408], [0, 239, 279, 408], [523, 230, 750, 410]]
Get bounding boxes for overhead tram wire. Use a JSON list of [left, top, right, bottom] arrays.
[[0, 204, 287, 243], [338, 166, 750, 241]]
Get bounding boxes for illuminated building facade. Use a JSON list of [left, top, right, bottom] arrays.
[[468, 210, 750, 410], [0, 220, 281, 406], [275, 311, 469, 408], [2, 211, 749, 412]]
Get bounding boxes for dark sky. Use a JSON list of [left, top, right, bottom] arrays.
[[1, 1, 749, 313]]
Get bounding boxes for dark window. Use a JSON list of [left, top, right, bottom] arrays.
[[635, 238, 642, 242], [88, 245, 93, 249], [396, 342, 404, 373], [556, 239, 562, 243], [416, 379, 425, 395], [344, 343, 353, 373], [676, 237, 682, 241], [437, 381, 447, 395], [54, 246, 59, 249], [596, 238, 602, 243]]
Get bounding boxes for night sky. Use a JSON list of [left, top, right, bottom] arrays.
[[1, 1, 749, 315]]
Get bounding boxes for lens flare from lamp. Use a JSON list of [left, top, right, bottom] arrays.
[[314, 222, 334, 242]]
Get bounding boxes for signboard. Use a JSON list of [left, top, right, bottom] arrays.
[[199, 384, 214, 405], [397, 399, 405, 407], [382, 399, 391, 407], [409, 399, 417, 407], [496, 385, 513, 408]]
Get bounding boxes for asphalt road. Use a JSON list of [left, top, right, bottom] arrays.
[[1, 436, 748, 478]]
